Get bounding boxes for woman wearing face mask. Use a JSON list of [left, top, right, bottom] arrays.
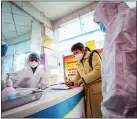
[[15, 52, 49, 89], [65, 43, 102, 118]]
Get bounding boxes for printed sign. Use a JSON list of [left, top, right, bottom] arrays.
[[64, 55, 77, 81]]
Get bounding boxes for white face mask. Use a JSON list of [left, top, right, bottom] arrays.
[[75, 54, 83, 61], [29, 61, 39, 68]]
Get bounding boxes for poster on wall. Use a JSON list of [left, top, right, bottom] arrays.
[[63, 55, 77, 81]]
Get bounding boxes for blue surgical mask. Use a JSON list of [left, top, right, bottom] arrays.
[[99, 22, 106, 32]]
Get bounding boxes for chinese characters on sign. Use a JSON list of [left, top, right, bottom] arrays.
[[64, 55, 77, 81]]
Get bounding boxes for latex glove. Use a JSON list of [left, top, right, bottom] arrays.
[[74, 78, 84, 87], [65, 80, 74, 87], [23, 77, 31, 81], [17, 77, 31, 88], [38, 83, 48, 90]]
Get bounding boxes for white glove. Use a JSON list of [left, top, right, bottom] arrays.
[[17, 77, 31, 88], [38, 83, 48, 90]]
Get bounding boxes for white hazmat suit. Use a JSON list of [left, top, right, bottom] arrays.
[[15, 53, 49, 89], [94, 1, 136, 118]]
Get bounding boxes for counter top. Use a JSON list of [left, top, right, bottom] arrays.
[[2, 86, 84, 118]]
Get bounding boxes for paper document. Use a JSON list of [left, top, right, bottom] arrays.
[[51, 84, 74, 90]]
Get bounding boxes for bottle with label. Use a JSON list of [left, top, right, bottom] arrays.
[[2, 73, 16, 102]]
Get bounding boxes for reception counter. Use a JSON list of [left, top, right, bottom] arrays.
[[2, 87, 85, 118]]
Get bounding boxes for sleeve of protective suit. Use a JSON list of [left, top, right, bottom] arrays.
[[14, 69, 28, 88], [38, 70, 49, 89], [83, 53, 101, 84], [73, 70, 81, 83]]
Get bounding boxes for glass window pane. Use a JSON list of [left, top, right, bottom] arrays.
[[81, 12, 99, 34], [15, 40, 31, 54], [126, 2, 136, 8], [59, 19, 81, 41], [7, 45, 14, 55], [14, 54, 26, 71], [25, 40, 31, 52], [2, 55, 14, 73], [15, 42, 25, 54], [59, 30, 105, 56]]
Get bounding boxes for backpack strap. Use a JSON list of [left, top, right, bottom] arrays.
[[88, 50, 102, 69]]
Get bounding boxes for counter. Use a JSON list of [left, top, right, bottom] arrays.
[[2, 87, 85, 118]]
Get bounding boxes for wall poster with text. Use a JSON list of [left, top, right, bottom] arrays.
[[63, 55, 77, 81]]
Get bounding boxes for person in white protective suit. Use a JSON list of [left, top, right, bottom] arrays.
[[1, 41, 8, 90], [94, 1, 136, 118], [15, 52, 49, 90]]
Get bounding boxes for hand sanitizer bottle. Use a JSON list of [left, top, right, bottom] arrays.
[[2, 73, 16, 102]]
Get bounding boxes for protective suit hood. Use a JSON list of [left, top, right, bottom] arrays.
[[94, 2, 129, 25]]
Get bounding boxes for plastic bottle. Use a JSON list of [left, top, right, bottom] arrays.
[[2, 74, 16, 102]]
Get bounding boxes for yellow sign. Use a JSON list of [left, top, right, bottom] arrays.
[[64, 55, 77, 81], [42, 35, 55, 49], [85, 40, 96, 50]]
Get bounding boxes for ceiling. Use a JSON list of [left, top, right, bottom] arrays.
[[2, 1, 136, 42], [126, 1, 136, 8], [30, 2, 92, 21], [30, 1, 136, 21], [2, 2, 32, 41]]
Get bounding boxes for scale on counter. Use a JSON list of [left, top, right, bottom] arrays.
[[2, 88, 43, 112]]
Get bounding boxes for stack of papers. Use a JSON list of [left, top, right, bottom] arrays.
[[51, 84, 74, 90]]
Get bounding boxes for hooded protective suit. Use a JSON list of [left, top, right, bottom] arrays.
[[94, 1, 136, 118], [15, 53, 49, 89], [1, 41, 8, 90]]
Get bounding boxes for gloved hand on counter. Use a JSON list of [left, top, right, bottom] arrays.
[[16, 77, 31, 88], [37, 83, 49, 90]]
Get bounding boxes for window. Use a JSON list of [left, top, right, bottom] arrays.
[[58, 11, 100, 41], [126, 2, 136, 8], [14, 40, 31, 71], [80, 12, 99, 34], [2, 40, 31, 73], [2, 55, 14, 73], [58, 18, 81, 41], [6, 45, 14, 55], [15, 40, 31, 54], [14, 53, 27, 71]]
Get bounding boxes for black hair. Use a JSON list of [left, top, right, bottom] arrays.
[[71, 42, 84, 52]]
